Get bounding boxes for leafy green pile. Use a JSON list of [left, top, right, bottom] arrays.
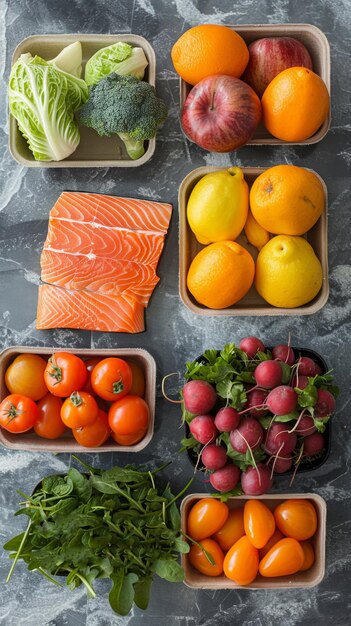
[[4, 460, 191, 615]]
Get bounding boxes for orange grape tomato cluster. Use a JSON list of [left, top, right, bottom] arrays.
[[0, 352, 148, 448], [186, 498, 317, 584]]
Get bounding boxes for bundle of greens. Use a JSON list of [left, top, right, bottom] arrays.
[[4, 461, 191, 615]]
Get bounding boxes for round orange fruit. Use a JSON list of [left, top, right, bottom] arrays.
[[171, 24, 249, 86], [187, 241, 255, 309], [250, 165, 325, 235], [261, 67, 329, 141]]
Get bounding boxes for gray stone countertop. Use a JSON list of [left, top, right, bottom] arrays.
[[0, 1, 350, 624]]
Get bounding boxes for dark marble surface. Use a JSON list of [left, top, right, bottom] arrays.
[[0, 1, 350, 624]]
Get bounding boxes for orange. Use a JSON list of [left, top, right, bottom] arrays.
[[187, 241, 255, 309], [261, 67, 330, 141], [250, 165, 325, 235], [171, 24, 249, 85]]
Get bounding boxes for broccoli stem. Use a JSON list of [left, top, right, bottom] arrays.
[[118, 133, 145, 160]]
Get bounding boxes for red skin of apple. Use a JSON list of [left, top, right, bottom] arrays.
[[243, 37, 313, 97], [181, 75, 261, 152]]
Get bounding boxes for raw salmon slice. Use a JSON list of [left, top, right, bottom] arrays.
[[40, 249, 159, 306], [36, 284, 145, 333], [50, 192, 172, 232], [44, 219, 165, 268]]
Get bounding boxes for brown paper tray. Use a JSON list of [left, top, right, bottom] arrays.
[[179, 166, 329, 316], [181, 493, 326, 589], [179, 23, 330, 146], [0, 346, 156, 452], [9, 34, 156, 167]]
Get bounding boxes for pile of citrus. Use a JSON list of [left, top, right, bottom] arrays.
[[186, 164, 324, 309]]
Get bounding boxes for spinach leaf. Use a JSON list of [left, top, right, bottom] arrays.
[[109, 571, 138, 616], [153, 559, 184, 582]]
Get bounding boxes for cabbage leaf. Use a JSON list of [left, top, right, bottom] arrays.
[[85, 42, 148, 85]]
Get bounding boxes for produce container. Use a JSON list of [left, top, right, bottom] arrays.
[[9, 34, 156, 168], [181, 492, 326, 589], [179, 166, 329, 316], [0, 346, 156, 452], [184, 347, 331, 474], [179, 23, 330, 145]]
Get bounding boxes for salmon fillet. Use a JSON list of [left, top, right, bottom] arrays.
[[36, 284, 145, 333]]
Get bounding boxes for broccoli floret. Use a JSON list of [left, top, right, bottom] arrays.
[[77, 73, 168, 160]]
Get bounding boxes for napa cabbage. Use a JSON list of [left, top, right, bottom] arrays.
[[84, 41, 148, 85]]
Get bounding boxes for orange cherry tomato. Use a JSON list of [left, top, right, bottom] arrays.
[[213, 508, 245, 551], [5, 354, 48, 401], [259, 529, 285, 559], [91, 358, 132, 402], [244, 500, 276, 549], [111, 430, 147, 446], [274, 499, 317, 540], [44, 352, 88, 398], [61, 391, 98, 429], [189, 538, 224, 576], [108, 395, 149, 444], [300, 541, 315, 571], [259, 538, 304, 577], [82, 357, 102, 395], [223, 536, 259, 585], [127, 360, 145, 397], [34, 393, 66, 439], [187, 498, 229, 542], [72, 409, 111, 448], [0, 394, 39, 433]]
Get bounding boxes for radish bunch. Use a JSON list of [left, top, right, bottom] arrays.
[[180, 336, 338, 496]]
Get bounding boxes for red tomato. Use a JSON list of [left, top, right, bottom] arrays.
[[72, 409, 111, 448], [244, 500, 276, 549], [300, 541, 315, 571], [126, 360, 145, 397], [61, 391, 98, 429], [212, 508, 245, 551], [0, 394, 39, 433], [274, 499, 317, 540], [189, 538, 224, 576], [108, 395, 149, 444], [187, 498, 229, 542], [44, 353, 87, 398], [34, 394, 66, 439], [82, 357, 102, 395], [5, 354, 47, 401], [91, 358, 132, 402], [259, 529, 285, 559], [223, 536, 259, 585], [259, 538, 304, 577]]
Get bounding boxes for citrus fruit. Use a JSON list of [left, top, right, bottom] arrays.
[[244, 209, 270, 250], [187, 166, 249, 245], [171, 25, 249, 86], [250, 165, 324, 235], [187, 241, 255, 309], [261, 67, 329, 141], [255, 235, 323, 308]]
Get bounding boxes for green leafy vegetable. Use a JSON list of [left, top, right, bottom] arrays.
[[85, 42, 148, 85], [48, 41, 83, 78]]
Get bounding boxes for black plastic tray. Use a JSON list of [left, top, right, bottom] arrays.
[[184, 347, 331, 475]]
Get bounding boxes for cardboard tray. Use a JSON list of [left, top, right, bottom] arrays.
[[179, 166, 329, 316], [0, 346, 156, 452], [9, 34, 156, 168], [179, 23, 330, 146], [181, 493, 326, 589]]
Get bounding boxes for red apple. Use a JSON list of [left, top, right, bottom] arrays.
[[243, 37, 313, 97], [181, 75, 261, 152]]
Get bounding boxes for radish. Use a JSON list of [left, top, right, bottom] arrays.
[[294, 415, 316, 437], [183, 380, 217, 415], [214, 406, 240, 432], [291, 374, 309, 390], [239, 336, 265, 359], [264, 422, 297, 455], [201, 444, 228, 470], [189, 415, 218, 444], [245, 389, 268, 416], [241, 463, 273, 495], [297, 357, 320, 377], [314, 389, 336, 417], [265, 386, 298, 416], [269, 454, 293, 474], [230, 417, 263, 454], [303, 432, 325, 456], [254, 360, 283, 389], [209, 463, 240, 492], [272, 344, 295, 366]]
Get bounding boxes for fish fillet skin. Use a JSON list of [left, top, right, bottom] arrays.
[[44, 219, 165, 268], [36, 285, 145, 333], [50, 192, 172, 233], [40, 249, 159, 306]]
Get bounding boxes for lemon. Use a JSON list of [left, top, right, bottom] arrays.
[[255, 235, 323, 308], [187, 167, 249, 245]]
